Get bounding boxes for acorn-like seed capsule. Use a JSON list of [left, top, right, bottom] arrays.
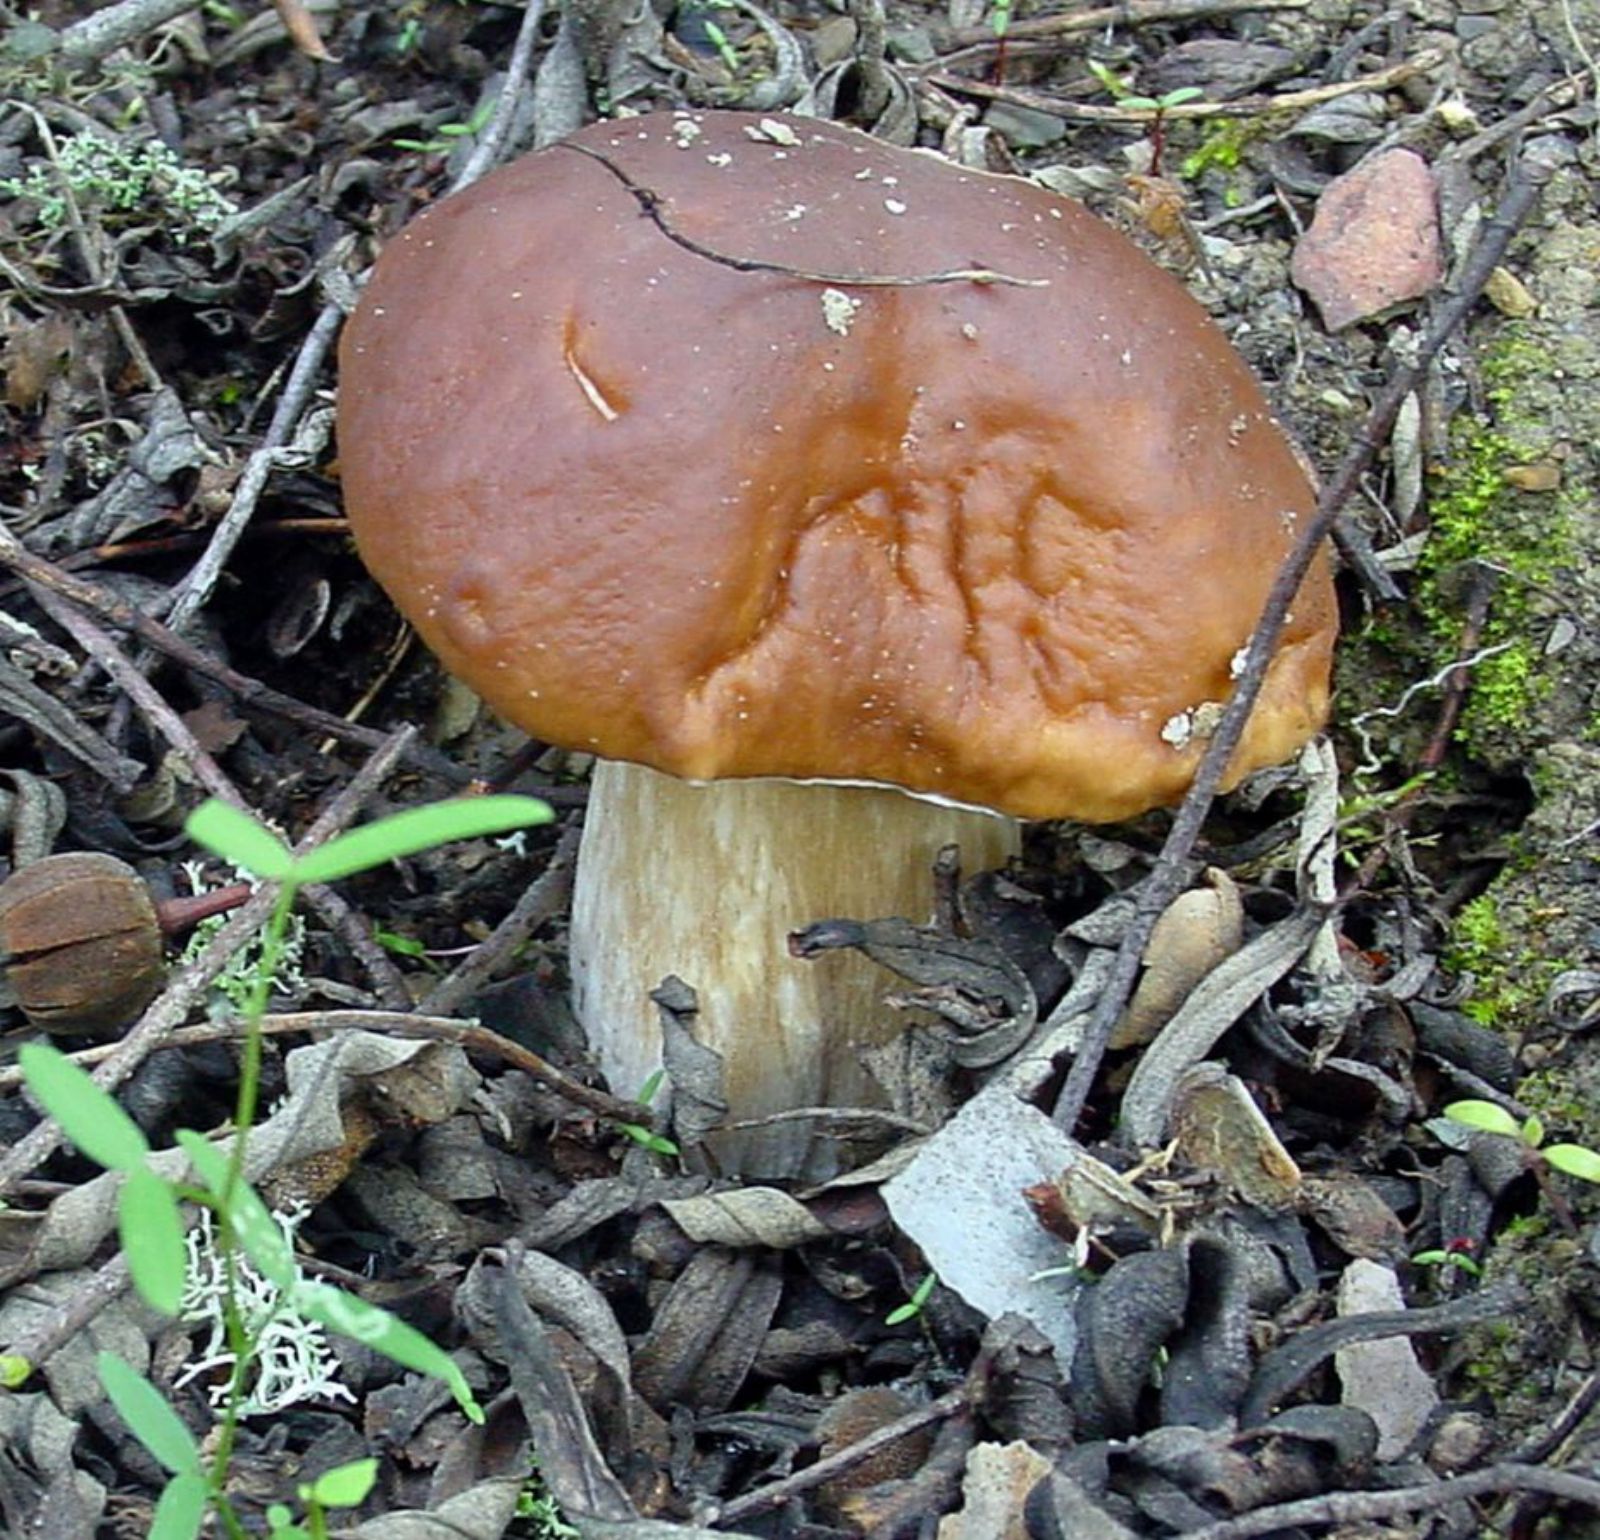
[[0, 852, 165, 1036]]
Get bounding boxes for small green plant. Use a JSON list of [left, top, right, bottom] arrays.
[[264, 1458, 379, 1540], [515, 1470, 581, 1538], [372, 926, 445, 974], [987, 0, 1013, 81], [1444, 1099, 1600, 1235], [1411, 1239, 1484, 1281], [885, 1271, 937, 1327], [394, 15, 425, 54], [1086, 60, 1203, 177], [614, 1068, 679, 1157], [0, 132, 238, 243], [699, 17, 742, 73], [17, 791, 552, 1539], [393, 97, 496, 155]]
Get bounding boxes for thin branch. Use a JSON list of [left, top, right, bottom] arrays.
[[1051, 151, 1555, 1136], [926, 52, 1441, 121], [712, 1386, 971, 1525], [948, 0, 1307, 47], [0, 536, 473, 785], [0, 1007, 646, 1123], [455, 0, 549, 190], [1184, 1463, 1600, 1540], [58, 0, 202, 66], [420, 823, 581, 1018]]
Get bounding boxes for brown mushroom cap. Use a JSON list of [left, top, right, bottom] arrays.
[[338, 111, 1335, 821]]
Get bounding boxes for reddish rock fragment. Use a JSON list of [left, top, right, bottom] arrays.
[[1292, 148, 1443, 330]]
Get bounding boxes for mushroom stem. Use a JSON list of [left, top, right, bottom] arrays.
[[570, 761, 1021, 1179]]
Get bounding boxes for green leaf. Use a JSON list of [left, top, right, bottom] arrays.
[[0, 1354, 32, 1388], [1522, 1115, 1545, 1149], [616, 1122, 679, 1157], [265, 1503, 310, 1539], [290, 1281, 484, 1423], [1087, 59, 1124, 96], [150, 1472, 210, 1540], [304, 1457, 379, 1508], [291, 795, 552, 885], [1411, 1250, 1448, 1266], [1442, 1100, 1522, 1139], [97, 1352, 203, 1475], [175, 1132, 295, 1287], [20, 1043, 150, 1172], [1544, 1144, 1600, 1185], [1159, 86, 1205, 107], [184, 800, 294, 880], [1121, 95, 1161, 110], [120, 1168, 188, 1316], [884, 1303, 918, 1326]]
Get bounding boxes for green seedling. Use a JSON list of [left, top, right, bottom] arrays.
[[614, 1068, 680, 1157], [516, 1470, 581, 1538], [1443, 1099, 1600, 1235], [263, 1457, 379, 1540], [885, 1271, 937, 1327], [394, 15, 424, 54], [18, 792, 551, 1539], [1411, 1240, 1484, 1282], [372, 927, 445, 974], [988, 0, 1013, 83], [699, 18, 741, 73], [1086, 60, 1204, 177], [393, 97, 496, 155]]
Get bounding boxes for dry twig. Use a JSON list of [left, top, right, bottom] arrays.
[[1052, 150, 1556, 1136]]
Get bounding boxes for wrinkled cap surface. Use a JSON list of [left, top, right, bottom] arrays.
[[338, 110, 1336, 821]]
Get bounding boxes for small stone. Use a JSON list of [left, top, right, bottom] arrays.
[[1484, 264, 1538, 316], [1292, 148, 1443, 330], [1143, 39, 1298, 100], [886, 25, 937, 65], [1504, 462, 1561, 492], [984, 101, 1067, 150], [1334, 1259, 1440, 1459]]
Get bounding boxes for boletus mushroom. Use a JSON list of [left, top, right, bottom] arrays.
[[337, 110, 1336, 1178]]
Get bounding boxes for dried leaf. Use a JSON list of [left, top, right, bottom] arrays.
[[1170, 1064, 1301, 1210], [1112, 869, 1243, 1049], [662, 1188, 831, 1248]]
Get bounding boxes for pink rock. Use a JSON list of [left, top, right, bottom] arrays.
[[1291, 148, 1443, 331]]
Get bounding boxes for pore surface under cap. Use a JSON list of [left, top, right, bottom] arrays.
[[338, 111, 1335, 821]]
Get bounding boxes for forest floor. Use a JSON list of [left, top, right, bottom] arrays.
[[1, 0, 1598, 1535]]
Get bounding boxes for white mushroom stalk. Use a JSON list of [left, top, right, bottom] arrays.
[[572, 763, 1019, 1179]]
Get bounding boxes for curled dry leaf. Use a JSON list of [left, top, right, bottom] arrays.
[[661, 1188, 832, 1249]]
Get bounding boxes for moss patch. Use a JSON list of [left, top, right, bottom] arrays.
[[1410, 330, 1573, 760]]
